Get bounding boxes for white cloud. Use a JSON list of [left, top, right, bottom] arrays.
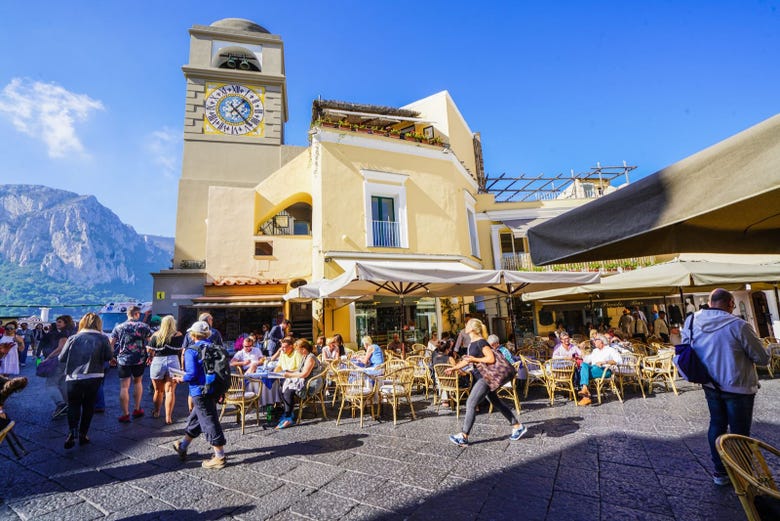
[[0, 78, 104, 158], [144, 127, 181, 178]]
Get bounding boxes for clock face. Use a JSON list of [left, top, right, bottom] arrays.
[[203, 84, 265, 136]]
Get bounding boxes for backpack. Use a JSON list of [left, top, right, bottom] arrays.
[[673, 316, 718, 387], [197, 342, 231, 397]]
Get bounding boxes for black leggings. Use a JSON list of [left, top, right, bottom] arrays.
[[66, 378, 102, 435], [282, 388, 297, 416]]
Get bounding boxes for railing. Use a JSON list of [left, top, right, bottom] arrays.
[[501, 252, 656, 272], [372, 220, 401, 247]]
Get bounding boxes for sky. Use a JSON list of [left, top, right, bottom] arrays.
[[0, 1, 778, 237]]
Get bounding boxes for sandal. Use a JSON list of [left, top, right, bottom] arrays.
[[152, 410, 161, 419]]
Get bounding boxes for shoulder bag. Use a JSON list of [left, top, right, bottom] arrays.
[[476, 348, 517, 391]]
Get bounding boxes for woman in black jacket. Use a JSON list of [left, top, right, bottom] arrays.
[[58, 313, 113, 448]]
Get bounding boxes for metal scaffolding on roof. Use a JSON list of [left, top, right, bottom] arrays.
[[484, 162, 637, 202]]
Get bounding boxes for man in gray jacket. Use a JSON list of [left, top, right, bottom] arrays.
[[682, 288, 769, 485]]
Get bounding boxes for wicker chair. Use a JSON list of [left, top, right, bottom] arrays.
[[756, 339, 776, 378], [716, 434, 780, 521], [519, 355, 548, 399], [545, 358, 577, 406], [220, 373, 260, 434], [411, 343, 426, 356], [642, 351, 679, 395], [407, 355, 433, 398], [385, 358, 410, 372], [593, 363, 623, 404], [296, 371, 329, 424], [433, 364, 470, 418], [615, 352, 646, 398], [493, 361, 523, 415], [335, 369, 376, 427], [377, 366, 416, 425], [769, 343, 780, 375]]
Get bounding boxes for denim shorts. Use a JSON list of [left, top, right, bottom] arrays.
[[149, 355, 181, 380]]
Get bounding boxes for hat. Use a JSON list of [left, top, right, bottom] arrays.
[[187, 321, 211, 335]]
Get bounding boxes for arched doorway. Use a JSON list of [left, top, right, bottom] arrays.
[[751, 291, 771, 338]]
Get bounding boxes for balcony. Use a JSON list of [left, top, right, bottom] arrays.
[[501, 252, 656, 273], [372, 220, 401, 247]]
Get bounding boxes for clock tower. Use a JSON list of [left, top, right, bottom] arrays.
[[174, 18, 291, 266]]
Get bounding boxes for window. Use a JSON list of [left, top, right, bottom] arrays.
[[254, 241, 273, 256], [258, 203, 312, 236], [464, 191, 480, 258], [371, 196, 399, 247], [499, 232, 525, 254], [362, 170, 409, 248]]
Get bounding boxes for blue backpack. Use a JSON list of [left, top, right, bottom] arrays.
[[674, 316, 718, 387]]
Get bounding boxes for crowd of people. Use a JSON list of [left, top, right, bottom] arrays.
[[0, 288, 772, 485]]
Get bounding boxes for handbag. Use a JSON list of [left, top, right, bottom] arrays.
[[476, 348, 517, 391], [673, 316, 717, 387], [36, 356, 60, 377]]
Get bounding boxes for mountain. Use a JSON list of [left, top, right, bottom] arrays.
[[0, 185, 173, 314]]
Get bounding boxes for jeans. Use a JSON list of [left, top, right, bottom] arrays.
[[185, 394, 226, 447], [579, 363, 609, 387], [462, 378, 518, 436], [704, 386, 755, 474], [19, 343, 29, 365], [66, 378, 102, 434]]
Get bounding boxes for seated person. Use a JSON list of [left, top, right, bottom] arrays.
[[552, 333, 582, 360], [386, 333, 405, 358], [353, 335, 385, 368], [426, 333, 439, 357], [321, 337, 340, 362], [272, 337, 303, 373], [545, 332, 559, 351], [314, 335, 327, 356], [277, 338, 323, 429], [487, 334, 518, 364], [230, 337, 265, 374], [578, 335, 622, 406]]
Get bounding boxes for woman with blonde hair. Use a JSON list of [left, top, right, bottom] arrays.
[[445, 318, 527, 446], [147, 315, 184, 424], [58, 313, 113, 448]]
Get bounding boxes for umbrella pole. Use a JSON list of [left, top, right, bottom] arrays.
[[506, 283, 516, 342], [399, 295, 406, 358]]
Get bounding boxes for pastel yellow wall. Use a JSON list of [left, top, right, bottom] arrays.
[[317, 140, 478, 259], [205, 186, 312, 280]]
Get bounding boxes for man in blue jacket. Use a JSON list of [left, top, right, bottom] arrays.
[[172, 321, 226, 469], [682, 288, 769, 486]]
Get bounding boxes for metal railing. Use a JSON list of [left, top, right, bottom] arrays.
[[501, 252, 656, 272], [372, 220, 401, 247]]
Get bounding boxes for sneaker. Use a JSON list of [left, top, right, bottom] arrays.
[[51, 403, 68, 419], [578, 387, 590, 397], [275, 417, 293, 430], [509, 424, 528, 441], [64, 431, 76, 449], [713, 472, 730, 486], [172, 441, 187, 461], [202, 456, 226, 469], [578, 396, 592, 406], [131, 408, 145, 418], [118, 414, 131, 423], [449, 433, 469, 447]]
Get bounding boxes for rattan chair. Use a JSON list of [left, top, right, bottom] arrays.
[[411, 343, 426, 356], [377, 366, 416, 425], [220, 373, 260, 434], [433, 364, 470, 418], [768, 343, 780, 375], [716, 434, 780, 521], [385, 358, 410, 372], [642, 351, 678, 395], [519, 355, 548, 399], [493, 361, 522, 415], [407, 355, 433, 398], [593, 363, 623, 404], [335, 369, 376, 427], [296, 371, 329, 424], [756, 339, 775, 378], [545, 358, 577, 406], [615, 352, 646, 398]]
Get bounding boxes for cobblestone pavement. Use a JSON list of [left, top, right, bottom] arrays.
[[1, 364, 778, 521]]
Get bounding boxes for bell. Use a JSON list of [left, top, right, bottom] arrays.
[[226, 57, 237, 68], [239, 59, 250, 70]]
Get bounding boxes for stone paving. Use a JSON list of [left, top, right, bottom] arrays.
[[1, 364, 778, 521]]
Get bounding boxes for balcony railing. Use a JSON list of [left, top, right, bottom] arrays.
[[372, 220, 401, 247], [501, 252, 656, 272]]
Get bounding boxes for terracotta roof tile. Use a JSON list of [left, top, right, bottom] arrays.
[[209, 276, 286, 287]]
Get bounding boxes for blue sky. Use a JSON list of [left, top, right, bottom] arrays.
[[0, 1, 778, 237]]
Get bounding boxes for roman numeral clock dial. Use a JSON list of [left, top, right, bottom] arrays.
[[203, 83, 265, 136]]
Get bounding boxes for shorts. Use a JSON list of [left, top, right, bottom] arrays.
[[117, 364, 145, 379], [149, 355, 181, 380]]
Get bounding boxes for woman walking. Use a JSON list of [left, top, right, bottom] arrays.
[[58, 313, 113, 448], [147, 315, 184, 424], [445, 318, 527, 446]]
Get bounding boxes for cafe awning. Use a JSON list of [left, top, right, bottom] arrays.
[[527, 113, 780, 265]]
